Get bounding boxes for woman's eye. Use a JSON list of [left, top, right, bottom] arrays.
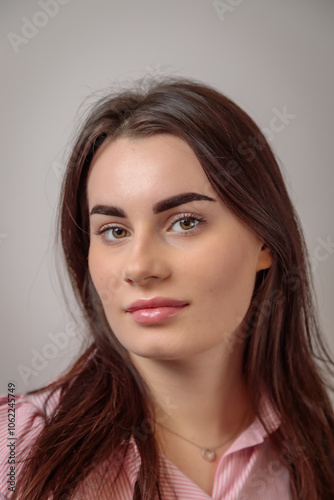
[[95, 215, 205, 243], [99, 226, 129, 241], [170, 217, 202, 232]]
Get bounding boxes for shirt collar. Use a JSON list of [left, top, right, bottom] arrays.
[[122, 394, 281, 489], [121, 437, 142, 490], [224, 394, 281, 457]]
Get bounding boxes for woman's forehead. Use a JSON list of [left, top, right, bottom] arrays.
[[87, 134, 217, 208]]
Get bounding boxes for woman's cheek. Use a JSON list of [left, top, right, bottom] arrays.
[[89, 247, 121, 306]]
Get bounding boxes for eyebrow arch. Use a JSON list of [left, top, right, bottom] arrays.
[[89, 192, 216, 217], [153, 192, 216, 214]]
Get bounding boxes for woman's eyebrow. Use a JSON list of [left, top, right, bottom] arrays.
[[153, 192, 216, 213], [89, 192, 216, 218], [90, 205, 126, 217]]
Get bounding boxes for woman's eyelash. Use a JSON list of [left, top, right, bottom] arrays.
[[95, 225, 124, 236], [168, 213, 206, 230]]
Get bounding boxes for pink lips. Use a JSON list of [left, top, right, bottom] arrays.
[[125, 297, 189, 325]]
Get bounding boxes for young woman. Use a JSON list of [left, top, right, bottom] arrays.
[[1, 77, 333, 499]]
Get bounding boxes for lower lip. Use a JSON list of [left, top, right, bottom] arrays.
[[127, 305, 188, 324]]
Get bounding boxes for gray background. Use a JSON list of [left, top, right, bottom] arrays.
[[1, 0, 333, 394]]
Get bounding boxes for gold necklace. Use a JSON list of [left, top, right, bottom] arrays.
[[157, 420, 245, 462]]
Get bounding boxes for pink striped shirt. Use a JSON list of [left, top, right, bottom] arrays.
[[0, 388, 291, 499]]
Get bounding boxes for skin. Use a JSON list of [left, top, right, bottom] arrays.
[[87, 134, 272, 495]]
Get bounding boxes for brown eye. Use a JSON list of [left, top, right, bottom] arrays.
[[179, 218, 197, 230], [171, 216, 202, 233], [98, 226, 129, 241], [110, 227, 127, 239]]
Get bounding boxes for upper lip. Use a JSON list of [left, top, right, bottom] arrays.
[[125, 297, 189, 312]]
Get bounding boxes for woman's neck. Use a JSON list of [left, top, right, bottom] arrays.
[[129, 342, 252, 447]]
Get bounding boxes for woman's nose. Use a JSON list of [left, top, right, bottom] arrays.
[[122, 233, 171, 286]]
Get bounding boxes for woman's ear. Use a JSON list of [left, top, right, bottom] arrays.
[[256, 243, 273, 271]]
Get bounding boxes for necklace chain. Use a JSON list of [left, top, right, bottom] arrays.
[[157, 420, 245, 462]]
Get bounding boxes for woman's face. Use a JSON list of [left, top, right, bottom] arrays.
[[87, 134, 271, 360]]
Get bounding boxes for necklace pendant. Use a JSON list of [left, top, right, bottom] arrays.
[[201, 447, 215, 462]]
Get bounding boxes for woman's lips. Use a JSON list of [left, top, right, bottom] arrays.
[[125, 297, 189, 325], [128, 305, 188, 324]]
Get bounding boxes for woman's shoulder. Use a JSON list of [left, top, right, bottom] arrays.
[[0, 385, 60, 428]]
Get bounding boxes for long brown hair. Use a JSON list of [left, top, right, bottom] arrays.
[[14, 77, 334, 499]]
